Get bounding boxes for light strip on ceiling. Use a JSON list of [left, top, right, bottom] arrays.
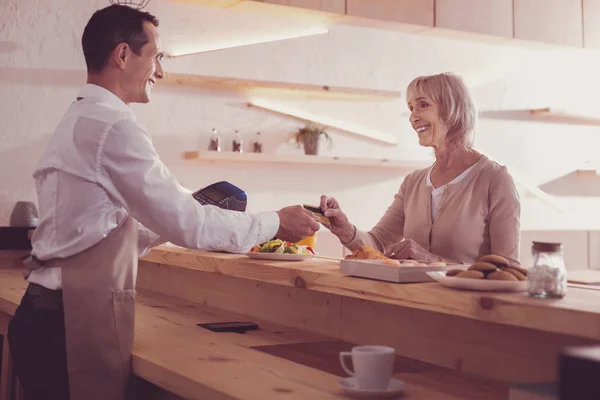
[[167, 26, 329, 57], [248, 98, 398, 146]]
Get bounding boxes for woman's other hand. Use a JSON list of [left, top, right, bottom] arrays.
[[386, 238, 440, 262], [320, 195, 355, 244]]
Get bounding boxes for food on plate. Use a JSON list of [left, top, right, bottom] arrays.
[[477, 254, 510, 269], [487, 270, 518, 281], [468, 262, 497, 273], [508, 265, 528, 276], [456, 270, 485, 279], [251, 239, 314, 255], [504, 267, 527, 281], [347, 246, 455, 267], [345, 245, 388, 260], [447, 254, 528, 280], [399, 260, 420, 266], [445, 269, 463, 277]]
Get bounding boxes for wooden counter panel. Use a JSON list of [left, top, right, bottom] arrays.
[[138, 258, 594, 383], [133, 283, 507, 399], [142, 247, 600, 341], [251, 340, 507, 399], [133, 297, 346, 399], [134, 289, 508, 399], [340, 297, 595, 383], [0, 269, 344, 400], [0, 252, 25, 270], [0, 265, 512, 399], [138, 260, 342, 338]]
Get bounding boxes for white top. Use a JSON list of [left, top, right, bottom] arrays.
[[28, 84, 279, 290], [425, 163, 477, 221]]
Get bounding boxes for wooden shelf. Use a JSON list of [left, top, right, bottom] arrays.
[[576, 169, 599, 176], [530, 108, 600, 126], [183, 150, 431, 169], [161, 72, 402, 101]]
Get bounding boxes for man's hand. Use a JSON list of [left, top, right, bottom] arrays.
[[385, 238, 439, 262], [275, 206, 320, 243]]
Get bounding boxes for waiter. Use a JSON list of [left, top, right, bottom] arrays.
[[7, 4, 320, 400]]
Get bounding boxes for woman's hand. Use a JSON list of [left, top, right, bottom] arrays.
[[385, 238, 441, 262], [320, 195, 355, 244]]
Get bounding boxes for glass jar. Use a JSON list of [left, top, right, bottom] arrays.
[[527, 241, 567, 298]]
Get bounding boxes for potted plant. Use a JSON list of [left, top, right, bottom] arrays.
[[294, 123, 332, 155]]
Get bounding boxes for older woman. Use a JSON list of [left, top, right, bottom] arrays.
[[320, 72, 520, 265]]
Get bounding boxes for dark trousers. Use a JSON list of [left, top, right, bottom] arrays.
[[7, 283, 70, 400]]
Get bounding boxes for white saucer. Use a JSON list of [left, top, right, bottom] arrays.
[[339, 377, 405, 398]]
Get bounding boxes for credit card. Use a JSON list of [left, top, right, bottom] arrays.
[[303, 204, 330, 225]]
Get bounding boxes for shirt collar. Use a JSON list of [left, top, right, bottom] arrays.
[[77, 84, 132, 114]]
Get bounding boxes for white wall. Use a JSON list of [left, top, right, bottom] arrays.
[[2, 0, 600, 263]]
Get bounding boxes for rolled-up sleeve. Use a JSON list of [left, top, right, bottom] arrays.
[[488, 167, 521, 265], [137, 223, 167, 257], [97, 118, 279, 253]]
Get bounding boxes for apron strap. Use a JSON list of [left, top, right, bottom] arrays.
[[24, 215, 134, 272], [22, 254, 44, 271]]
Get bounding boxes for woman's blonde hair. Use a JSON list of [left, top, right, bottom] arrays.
[[406, 72, 476, 150]]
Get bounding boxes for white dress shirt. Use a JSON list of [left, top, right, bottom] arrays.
[[28, 84, 279, 290]]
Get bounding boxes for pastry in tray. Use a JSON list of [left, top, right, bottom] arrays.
[[446, 254, 527, 281], [345, 245, 449, 267], [345, 245, 388, 260]]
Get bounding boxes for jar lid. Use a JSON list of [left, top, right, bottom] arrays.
[[532, 241, 563, 252]]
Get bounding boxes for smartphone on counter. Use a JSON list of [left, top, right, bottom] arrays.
[[303, 204, 330, 225], [197, 321, 259, 334]]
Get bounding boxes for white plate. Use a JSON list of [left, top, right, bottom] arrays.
[[426, 271, 527, 292], [339, 377, 405, 398], [245, 252, 314, 261]]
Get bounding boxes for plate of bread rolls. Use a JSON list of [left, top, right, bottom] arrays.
[[426, 254, 527, 292]]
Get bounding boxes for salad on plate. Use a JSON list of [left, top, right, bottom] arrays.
[[250, 239, 314, 255]]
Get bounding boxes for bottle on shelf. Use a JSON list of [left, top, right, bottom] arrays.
[[208, 128, 221, 152], [253, 132, 263, 153], [232, 130, 243, 153]]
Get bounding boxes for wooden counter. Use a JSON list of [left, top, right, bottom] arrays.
[[0, 265, 507, 400], [138, 245, 600, 383]]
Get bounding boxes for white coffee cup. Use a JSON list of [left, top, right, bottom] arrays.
[[339, 345, 395, 390]]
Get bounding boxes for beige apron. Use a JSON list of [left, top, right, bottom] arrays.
[[25, 215, 138, 400]]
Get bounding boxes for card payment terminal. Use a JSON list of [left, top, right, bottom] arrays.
[[192, 181, 247, 212]]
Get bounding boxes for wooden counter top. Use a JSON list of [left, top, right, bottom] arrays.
[[0, 266, 507, 400], [142, 245, 600, 341]]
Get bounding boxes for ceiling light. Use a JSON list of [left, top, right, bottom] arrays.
[[167, 26, 328, 57]]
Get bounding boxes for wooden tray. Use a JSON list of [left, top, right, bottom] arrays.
[[340, 259, 468, 283]]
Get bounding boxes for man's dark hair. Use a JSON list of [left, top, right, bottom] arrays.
[[82, 4, 159, 73]]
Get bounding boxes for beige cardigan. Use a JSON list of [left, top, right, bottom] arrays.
[[345, 155, 521, 265]]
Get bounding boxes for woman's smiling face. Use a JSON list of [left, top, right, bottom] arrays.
[[407, 94, 448, 149]]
